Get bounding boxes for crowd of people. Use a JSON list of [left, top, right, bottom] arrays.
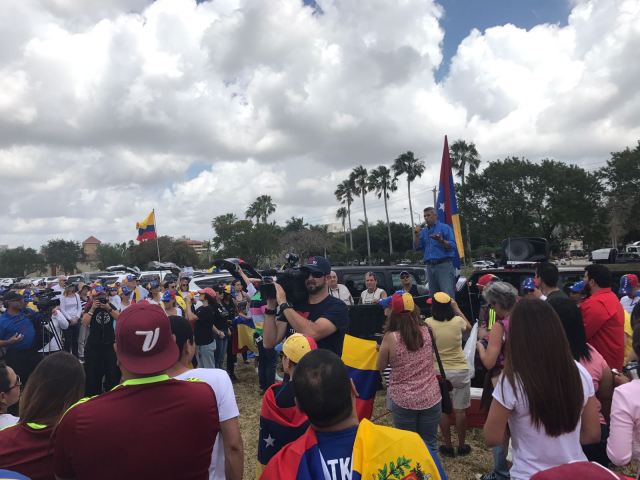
[[0, 231, 639, 479]]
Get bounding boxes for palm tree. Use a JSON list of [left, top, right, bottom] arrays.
[[392, 151, 426, 231], [450, 139, 480, 260], [350, 166, 371, 263], [334, 178, 356, 250], [368, 165, 398, 254], [245, 195, 276, 224], [335, 207, 348, 249]]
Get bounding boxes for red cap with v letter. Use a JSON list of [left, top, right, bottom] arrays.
[[115, 302, 178, 375]]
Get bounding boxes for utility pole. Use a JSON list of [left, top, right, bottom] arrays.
[[432, 186, 437, 206]]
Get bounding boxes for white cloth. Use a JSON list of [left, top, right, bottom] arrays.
[[328, 284, 353, 305], [174, 368, 239, 480], [38, 310, 69, 353], [59, 293, 82, 325], [620, 295, 640, 314], [360, 288, 385, 305], [109, 295, 122, 311], [0, 413, 19, 429], [493, 362, 594, 480]]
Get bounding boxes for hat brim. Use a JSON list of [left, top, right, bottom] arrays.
[[117, 342, 179, 376], [301, 265, 327, 274]]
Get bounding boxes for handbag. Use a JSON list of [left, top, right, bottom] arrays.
[[428, 326, 453, 414]]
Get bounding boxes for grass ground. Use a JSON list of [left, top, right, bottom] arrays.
[[233, 360, 638, 479]]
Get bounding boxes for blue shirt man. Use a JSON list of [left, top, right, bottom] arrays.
[[0, 293, 35, 351], [414, 207, 457, 297]]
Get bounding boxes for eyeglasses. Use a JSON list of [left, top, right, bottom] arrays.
[[305, 270, 325, 279], [5, 375, 21, 392]]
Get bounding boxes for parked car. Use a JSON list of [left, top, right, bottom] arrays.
[[137, 270, 173, 285], [472, 260, 496, 269], [188, 273, 236, 291]]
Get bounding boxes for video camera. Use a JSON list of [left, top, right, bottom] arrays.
[[31, 288, 61, 312], [259, 253, 308, 308]]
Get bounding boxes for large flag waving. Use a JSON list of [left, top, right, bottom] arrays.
[[136, 210, 157, 241], [437, 135, 465, 267]]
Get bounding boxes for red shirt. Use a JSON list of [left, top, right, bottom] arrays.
[[580, 288, 625, 370], [0, 423, 55, 480], [53, 375, 220, 480]]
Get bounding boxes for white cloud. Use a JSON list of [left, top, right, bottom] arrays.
[[0, 0, 638, 249]]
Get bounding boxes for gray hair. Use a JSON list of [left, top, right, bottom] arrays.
[[482, 281, 518, 311]]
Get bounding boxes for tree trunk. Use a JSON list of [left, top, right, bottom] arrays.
[[362, 193, 371, 264], [408, 179, 415, 243], [347, 202, 354, 250], [383, 187, 393, 254], [342, 221, 347, 249], [461, 177, 472, 264]]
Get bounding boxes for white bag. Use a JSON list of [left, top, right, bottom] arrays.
[[463, 322, 479, 379]]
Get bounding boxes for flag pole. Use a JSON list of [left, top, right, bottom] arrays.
[[154, 208, 161, 262]]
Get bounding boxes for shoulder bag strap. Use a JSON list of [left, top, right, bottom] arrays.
[[427, 326, 447, 381]]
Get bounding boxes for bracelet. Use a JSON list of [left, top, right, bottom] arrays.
[[265, 308, 277, 315]]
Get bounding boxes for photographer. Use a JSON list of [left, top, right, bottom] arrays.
[[0, 292, 40, 386], [38, 306, 69, 354], [263, 256, 349, 356], [81, 286, 121, 395]]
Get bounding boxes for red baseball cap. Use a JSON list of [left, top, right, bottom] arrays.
[[477, 274, 498, 288], [115, 303, 179, 375], [197, 288, 217, 299]]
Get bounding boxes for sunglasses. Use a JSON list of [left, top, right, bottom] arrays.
[[305, 270, 325, 279], [400, 274, 410, 279], [169, 285, 176, 289]]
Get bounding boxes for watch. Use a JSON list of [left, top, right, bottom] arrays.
[[265, 308, 277, 315], [278, 302, 293, 313]]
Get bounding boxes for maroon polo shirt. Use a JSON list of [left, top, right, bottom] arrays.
[[53, 375, 219, 480], [0, 423, 55, 480]]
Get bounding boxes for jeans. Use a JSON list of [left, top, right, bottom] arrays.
[[492, 444, 510, 479], [78, 324, 90, 358], [214, 337, 228, 369], [196, 341, 216, 369], [426, 260, 456, 297], [390, 399, 442, 462], [258, 343, 277, 391]]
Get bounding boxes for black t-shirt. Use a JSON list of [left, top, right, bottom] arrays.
[[281, 295, 349, 356], [194, 306, 216, 346], [212, 304, 229, 332], [86, 301, 116, 346]]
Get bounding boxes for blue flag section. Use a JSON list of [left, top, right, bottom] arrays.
[[436, 135, 465, 268]]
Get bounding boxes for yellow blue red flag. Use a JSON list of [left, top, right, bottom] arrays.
[[341, 334, 379, 420], [136, 210, 157, 241], [437, 135, 465, 267]]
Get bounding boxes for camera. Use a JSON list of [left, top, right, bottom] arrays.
[[33, 288, 61, 311], [259, 266, 308, 309], [95, 296, 108, 305]]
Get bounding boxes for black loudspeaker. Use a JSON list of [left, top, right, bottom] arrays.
[[501, 237, 549, 262]]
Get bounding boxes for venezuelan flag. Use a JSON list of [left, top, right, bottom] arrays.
[[232, 315, 257, 353], [257, 380, 310, 477], [437, 135, 465, 267], [341, 334, 380, 420], [261, 418, 446, 480], [136, 210, 157, 241], [352, 419, 446, 480]]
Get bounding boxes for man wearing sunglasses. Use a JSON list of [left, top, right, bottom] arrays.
[[263, 256, 349, 356]]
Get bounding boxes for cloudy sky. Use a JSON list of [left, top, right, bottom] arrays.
[[1, 0, 639, 248]]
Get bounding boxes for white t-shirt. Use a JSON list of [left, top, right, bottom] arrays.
[[620, 295, 640, 314], [493, 362, 594, 480], [329, 284, 353, 305], [174, 368, 239, 480], [0, 413, 19, 429], [109, 295, 122, 311], [360, 288, 385, 305]]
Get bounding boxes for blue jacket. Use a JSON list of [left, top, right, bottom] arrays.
[[0, 308, 36, 350]]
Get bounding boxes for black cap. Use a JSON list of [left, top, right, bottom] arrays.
[[3, 291, 23, 302]]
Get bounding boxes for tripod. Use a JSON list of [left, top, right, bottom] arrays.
[[39, 311, 64, 356]]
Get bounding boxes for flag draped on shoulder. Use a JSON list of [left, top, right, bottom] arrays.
[[436, 135, 465, 267], [341, 334, 380, 420], [257, 381, 310, 476], [136, 210, 157, 241]]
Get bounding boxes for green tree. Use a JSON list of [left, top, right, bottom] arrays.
[[284, 217, 308, 232], [335, 178, 356, 250], [336, 207, 348, 249], [128, 236, 199, 268], [368, 165, 398, 254], [600, 141, 640, 244], [450, 139, 481, 260], [96, 243, 128, 269], [350, 166, 371, 263], [0, 247, 46, 277], [212, 214, 254, 257], [392, 151, 425, 231], [246, 195, 276, 224], [41, 239, 82, 274]]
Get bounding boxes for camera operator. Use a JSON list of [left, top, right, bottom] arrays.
[[81, 286, 121, 395], [0, 292, 40, 386], [263, 256, 349, 356], [38, 306, 69, 354]]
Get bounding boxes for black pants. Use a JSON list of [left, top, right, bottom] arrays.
[[582, 423, 610, 467], [4, 348, 41, 385], [226, 329, 236, 378], [257, 342, 277, 391], [84, 343, 120, 396], [63, 325, 79, 357]]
